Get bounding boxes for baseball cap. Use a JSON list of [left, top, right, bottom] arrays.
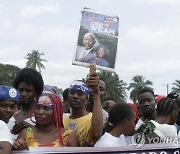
[[0, 85, 20, 102]]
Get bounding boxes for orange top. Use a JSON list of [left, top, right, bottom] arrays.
[[26, 127, 72, 147]]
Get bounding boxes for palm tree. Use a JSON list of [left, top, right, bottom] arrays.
[[97, 71, 127, 103], [25, 50, 47, 73], [128, 75, 153, 103], [172, 80, 180, 94]]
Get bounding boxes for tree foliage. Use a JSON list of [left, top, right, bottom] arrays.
[[172, 80, 180, 94], [0, 63, 21, 86], [128, 75, 153, 103], [25, 50, 47, 73], [97, 71, 127, 103]]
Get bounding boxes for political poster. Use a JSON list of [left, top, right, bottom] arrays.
[[72, 8, 119, 71]]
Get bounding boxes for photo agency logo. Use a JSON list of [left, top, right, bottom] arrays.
[[132, 133, 146, 148], [132, 133, 179, 148]]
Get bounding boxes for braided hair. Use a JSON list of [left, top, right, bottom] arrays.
[[156, 92, 179, 116], [36, 93, 65, 146]]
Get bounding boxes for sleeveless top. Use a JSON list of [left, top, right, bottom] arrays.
[[26, 127, 72, 147]]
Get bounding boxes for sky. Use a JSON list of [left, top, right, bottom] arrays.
[[0, 0, 180, 101]]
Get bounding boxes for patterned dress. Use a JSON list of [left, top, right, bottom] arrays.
[[26, 127, 72, 147]]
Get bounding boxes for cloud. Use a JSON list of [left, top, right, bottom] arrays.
[[115, 25, 180, 97], [0, 18, 84, 89], [19, 1, 61, 18], [133, 0, 180, 5], [41, 60, 89, 90], [119, 60, 180, 76], [0, 18, 13, 35], [12, 23, 78, 61], [97, 0, 111, 3], [125, 27, 169, 52], [0, 46, 27, 67], [117, 26, 180, 61]]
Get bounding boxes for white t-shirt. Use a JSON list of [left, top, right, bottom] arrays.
[[0, 120, 12, 144], [102, 109, 109, 126], [151, 120, 178, 138], [94, 132, 126, 147], [7, 117, 17, 143], [135, 119, 144, 130]]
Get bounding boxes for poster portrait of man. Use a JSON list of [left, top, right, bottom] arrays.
[[75, 33, 97, 63]]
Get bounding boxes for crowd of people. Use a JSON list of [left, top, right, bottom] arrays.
[[0, 67, 180, 154]]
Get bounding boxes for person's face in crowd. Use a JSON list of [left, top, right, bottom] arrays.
[[0, 100, 16, 123], [83, 34, 95, 50], [123, 113, 136, 136], [68, 89, 88, 109], [97, 48, 105, 58], [103, 100, 115, 113], [138, 92, 155, 117], [18, 82, 37, 106], [35, 96, 54, 126]]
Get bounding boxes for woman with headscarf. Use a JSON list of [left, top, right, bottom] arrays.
[[87, 44, 110, 67], [13, 92, 79, 150]]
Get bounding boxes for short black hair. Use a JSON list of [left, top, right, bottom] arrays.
[[104, 103, 134, 133], [137, 86, 154, 98], [63, 88, 69, 101], [13, 68, 44, 96]]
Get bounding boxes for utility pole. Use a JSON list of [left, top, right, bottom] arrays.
[[163, 83, 169, 95]]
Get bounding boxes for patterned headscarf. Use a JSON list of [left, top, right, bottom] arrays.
[[69, 80, 89, 95]]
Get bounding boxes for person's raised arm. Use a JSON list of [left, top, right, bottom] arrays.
[[87, 65, 103, 143]]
